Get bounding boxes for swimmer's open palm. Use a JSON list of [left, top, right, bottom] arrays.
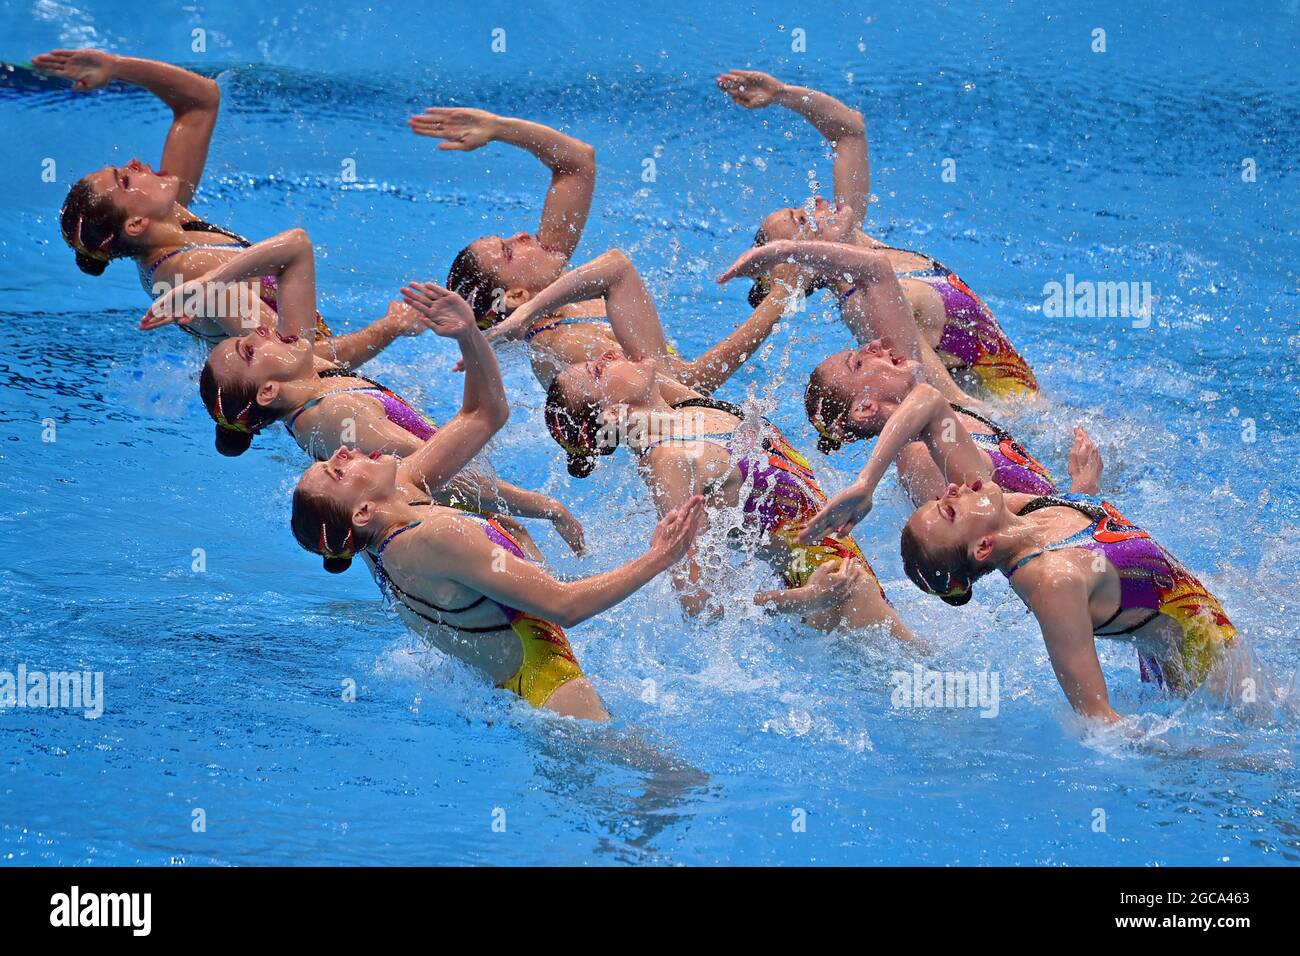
[[651, 495, 705, 565], [140, 279, 205, 330], [716, 241, 794, 284], [801, 558, 865, 609], [32, 49, 116, 92], [797, 480, 872, 545], [1068, 425, 1103, 495], [409, 107, 498, 151], [399, 282, 475, 338], [482, 300, 538, 346], [716, 70, 782, 109]]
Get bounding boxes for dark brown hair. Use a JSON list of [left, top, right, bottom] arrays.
[[291, 482, 357, 573], [198, 359, 282, 457], [900, 520, 978, 607], [803, 362, 877, 455], [59, 178, 128, 276], [746, 228, 771, 308], [544, 374, 617, 478], [447, 243, 503, 328]]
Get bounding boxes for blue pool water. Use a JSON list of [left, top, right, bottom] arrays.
[[2, 1, 1299, 866]]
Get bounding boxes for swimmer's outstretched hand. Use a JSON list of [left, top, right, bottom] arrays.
[[803, 558, 868, 608], [650, 495, 706, 566], [716, 240, 804, 284], [139, 277, 207, 329], [32, 49, 117, 92], [384, 299, 440, 337], [408, 107, 499, 151], [797, 479, 873, 545], [1068, 426, 1103, 496], [481, 298, 539, 347], [399, 282, 476, 339], [716, 70, 782, 109]]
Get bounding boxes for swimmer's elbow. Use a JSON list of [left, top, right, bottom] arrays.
[[573, 141, 596, 172], [598, 248, 632, 271]]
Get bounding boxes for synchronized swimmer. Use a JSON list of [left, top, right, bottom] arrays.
[[40, 47, 1244, 727]]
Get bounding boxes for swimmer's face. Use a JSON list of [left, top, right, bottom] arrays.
[[814, 340, 919, 433], [85, 159, 180, 224], [559, 350, 657, 411], [909, 481, 1006, 558], [206, 326, 314, 404], [297, 445, 400, 516], [470, 232, 567, 296], [760, 196, 854, 244]]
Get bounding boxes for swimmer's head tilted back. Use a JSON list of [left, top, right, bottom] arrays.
[[447, 232, 568, 330], [59, 162, 184, 276], [804, 341, 924, 454], [198, 327, 315, 456]]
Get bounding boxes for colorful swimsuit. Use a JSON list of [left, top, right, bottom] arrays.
[[370, 510, 586, 709], [284, 368, 439, 450], [843, 247, 1038, 398], [949, 404, 1058, 495], [644, 397, 887, 599], [138, 218, 332, 343], [1004, 493, 1236, 693]]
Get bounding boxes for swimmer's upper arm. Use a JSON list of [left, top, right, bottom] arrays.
[[1018, 560, 1120, 722], [150, 247, 265, 339], [641, 451, 712, 613], [537, 148, 596, 259], [404, 517, 572, 622]]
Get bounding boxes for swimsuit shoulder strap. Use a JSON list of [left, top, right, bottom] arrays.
[[1005, 495, 1107, 578], [671, 396, 746, 418], [948, 403, 1007, 439], [286, 385, 385, 433], [181, 218, 253, 246], [639, 397, 745, 457]]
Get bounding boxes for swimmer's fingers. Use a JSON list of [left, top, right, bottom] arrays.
[[409, 108, 493, 150], [32, 48, 114, 91], [716, 69, 777, 108], [716, 247, 765, 284], [138, 307, 178, 331], [139, 285, 197, 330], [400, 282, 475, 336], [652, 495, 706, 560]]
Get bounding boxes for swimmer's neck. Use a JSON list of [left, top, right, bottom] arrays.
[[364, 498, 433, 553], [272, 368, 359, 421], [133, 204, 213, 259], [990, 511, 1053, 574]]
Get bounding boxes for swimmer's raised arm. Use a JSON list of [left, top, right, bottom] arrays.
[[717, 69, 869, 226], [33, 50, 220, 206], [416, 497, 703, 628], [673, 274, 796, 394], [720, 239, 973, 405], [141, 227, 317, 338], [394, 283, 510, 492], [796, 382, 990, 544], [490, 249, 668, 360], [410, 107, 595, 258]]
